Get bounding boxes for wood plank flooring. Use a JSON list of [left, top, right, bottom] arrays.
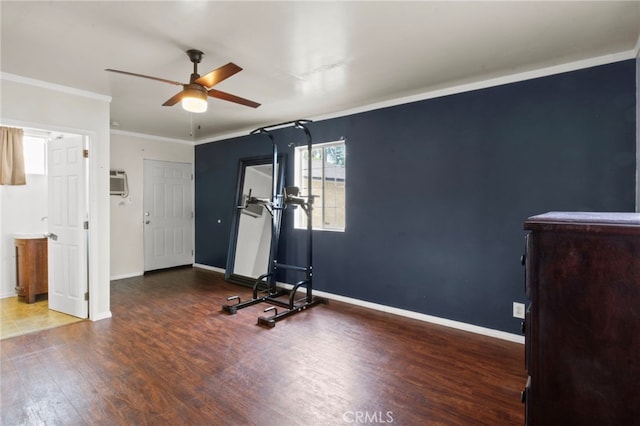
[[1, 267, 526, 425]]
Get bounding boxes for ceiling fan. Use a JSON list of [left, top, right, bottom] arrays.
[[105, 49, 260, 113]]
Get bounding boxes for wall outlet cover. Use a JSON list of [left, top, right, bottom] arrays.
[[513, 302, 526, 319]]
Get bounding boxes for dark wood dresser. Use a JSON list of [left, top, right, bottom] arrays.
[[522, 212, 640, 425], [15, 237, 48, 303]]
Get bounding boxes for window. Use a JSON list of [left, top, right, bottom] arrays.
[[294, 140, 346, 231], [23, 135, 47, 175]]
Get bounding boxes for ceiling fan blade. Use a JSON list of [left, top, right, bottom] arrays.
[[162, 91, 185, 107], [207, 89, 261, 108], [195, 62, 242, 88], [105, 69, 184, 86]]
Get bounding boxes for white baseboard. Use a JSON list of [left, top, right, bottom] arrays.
[[192, 265, 525, 344], [110, 265, 226, 281], [110, 272, 143, 281], [193, 263, 226, 274], [90, 310, 112, 321]]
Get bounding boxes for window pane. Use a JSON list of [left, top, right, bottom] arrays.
[[324, 143, 345, 230], [323, 171, 345, 229], [311, 176, 323, 227], [23, 136, 46, 175], [294, 140, 345, 231]]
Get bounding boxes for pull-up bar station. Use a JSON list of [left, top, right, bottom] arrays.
[[222, 119, 325, 327]]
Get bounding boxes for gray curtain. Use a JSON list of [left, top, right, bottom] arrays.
[[0, 126, 26, 185]]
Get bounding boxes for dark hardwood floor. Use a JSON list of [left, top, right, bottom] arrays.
[[1, 267, 526, 425]]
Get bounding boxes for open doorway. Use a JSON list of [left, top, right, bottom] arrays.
[[0, 128, 88, 339]]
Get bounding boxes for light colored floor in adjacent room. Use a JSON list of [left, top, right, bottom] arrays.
[[0, 296, 83, 340]]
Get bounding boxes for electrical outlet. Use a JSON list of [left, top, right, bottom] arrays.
[[513, 302, 526, 319]]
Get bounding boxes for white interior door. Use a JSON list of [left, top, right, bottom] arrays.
[[47, 135, 88, 318], [143, 160, 193, 272]]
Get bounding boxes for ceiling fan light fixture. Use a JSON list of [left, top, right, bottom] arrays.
[[181, 84, 208, 113], [106, 50, 259, 112]]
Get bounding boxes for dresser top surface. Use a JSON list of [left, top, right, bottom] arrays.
[[525, 211, 640, 232]]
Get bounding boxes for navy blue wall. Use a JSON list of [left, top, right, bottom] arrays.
[[195, 60, 636, 334]]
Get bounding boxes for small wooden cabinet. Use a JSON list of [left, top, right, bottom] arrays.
[[15, 237, 48, 303], [522, 212, 640, 425]]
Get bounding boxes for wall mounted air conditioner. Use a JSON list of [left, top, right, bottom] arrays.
[[110, 170, 128, 196]]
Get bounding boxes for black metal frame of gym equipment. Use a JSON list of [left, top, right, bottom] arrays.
[[222, 119, 326, 327]]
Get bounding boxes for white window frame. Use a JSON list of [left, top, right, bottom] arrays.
[[293, 140, 346, 232]]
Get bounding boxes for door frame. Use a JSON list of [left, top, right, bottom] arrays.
[[3, 119, 102, 320], [142, 159, 195, 272]]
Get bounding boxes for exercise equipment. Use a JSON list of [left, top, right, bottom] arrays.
[[222, 119, 325, 327]]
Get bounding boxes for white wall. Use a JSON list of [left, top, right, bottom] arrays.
[[0, 75, 112, 321], [0, 174, 47, 297], [110, 132, 193, 279]]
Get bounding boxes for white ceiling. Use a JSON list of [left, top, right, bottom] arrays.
[[2, 1, 639, 142]]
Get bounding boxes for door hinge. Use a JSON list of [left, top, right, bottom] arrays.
[[84, 221, 89, 230], [191, 211, 194, 219], [192, 249, 194, 256], [191, 173, 194, 181], [84, 292, 89, 301], [83, 149, 89, 158]]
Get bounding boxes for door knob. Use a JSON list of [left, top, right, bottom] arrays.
[[45, 232, 58, 241], [145, 212, 150, 216], [145, 220, 150, 224]]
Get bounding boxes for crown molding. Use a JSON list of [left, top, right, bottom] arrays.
[[199, 50, 637, 145], [110, 128, 195, 145], [0, 72, 111, 103], [312, 50, 637, 124]]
